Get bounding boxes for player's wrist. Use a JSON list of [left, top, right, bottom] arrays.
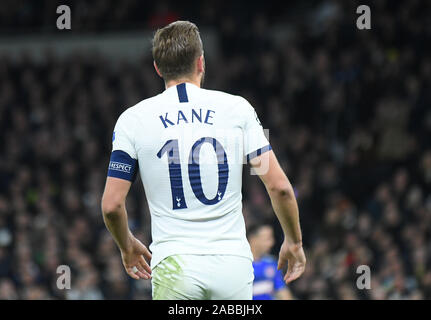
[[120, 232, 136, 254], [283, 237, 303, 248]]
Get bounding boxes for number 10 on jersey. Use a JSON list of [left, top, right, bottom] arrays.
[[157, 137, 229, 210]]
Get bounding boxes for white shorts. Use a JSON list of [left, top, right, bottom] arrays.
[[151, 254, 254, 300]]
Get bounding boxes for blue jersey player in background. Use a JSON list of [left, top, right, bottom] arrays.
[[248, 224, 294, 300]]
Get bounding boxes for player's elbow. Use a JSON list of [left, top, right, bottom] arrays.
[[101, 196, 124, 219], [267, 179, 295, 201]]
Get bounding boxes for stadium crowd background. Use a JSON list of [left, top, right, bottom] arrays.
[[0, 0, 430, 299]]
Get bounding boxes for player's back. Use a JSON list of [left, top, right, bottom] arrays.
[[111, 82, 270, 268]]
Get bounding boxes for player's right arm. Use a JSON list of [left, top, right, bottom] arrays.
[[250, 150, 306, 284]]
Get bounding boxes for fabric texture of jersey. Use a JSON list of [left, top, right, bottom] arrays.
[[110, 82, 271, 269], [252, 255, 286, 300]]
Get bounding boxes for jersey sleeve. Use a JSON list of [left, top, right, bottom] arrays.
[[240, 97, 271, 162], [107, 111, 139, 182]]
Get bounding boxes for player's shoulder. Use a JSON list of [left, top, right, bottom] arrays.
[[117, 93, 163, 121], [129, 93, 164, 113], [201, 87, 251, 107], [199, 88, 255, 119]]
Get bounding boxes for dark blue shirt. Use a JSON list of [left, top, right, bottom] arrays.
[[252, 255, 286, 300]]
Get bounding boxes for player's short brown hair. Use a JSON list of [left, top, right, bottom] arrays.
[[152, 20, 203, 81]]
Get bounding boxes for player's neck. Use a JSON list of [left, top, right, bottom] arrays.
[[165, 78, 201, 90]]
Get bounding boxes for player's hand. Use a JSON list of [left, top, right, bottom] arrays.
[[277, 240, 306, 284], [121, 236, 152, 280]]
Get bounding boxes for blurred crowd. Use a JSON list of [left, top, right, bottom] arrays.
[[0, 0, 289, 32], [1, 0, 431, 299]]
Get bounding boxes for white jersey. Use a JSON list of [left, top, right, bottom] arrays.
[[109, 82, 271, 268]]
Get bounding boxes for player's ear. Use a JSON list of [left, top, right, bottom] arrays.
[[153, 61, 163, 78], [197, 54, 205, 74]]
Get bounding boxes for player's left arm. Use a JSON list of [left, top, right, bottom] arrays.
[[101, 177, 152, 280], [272, 264, 294, 300]]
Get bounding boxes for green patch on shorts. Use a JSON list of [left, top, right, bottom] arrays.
[[152, 255, 184, 300]]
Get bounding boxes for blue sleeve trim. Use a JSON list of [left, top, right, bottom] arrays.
[[107, 150, 138, 182], [246, 145, 272, 162]]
